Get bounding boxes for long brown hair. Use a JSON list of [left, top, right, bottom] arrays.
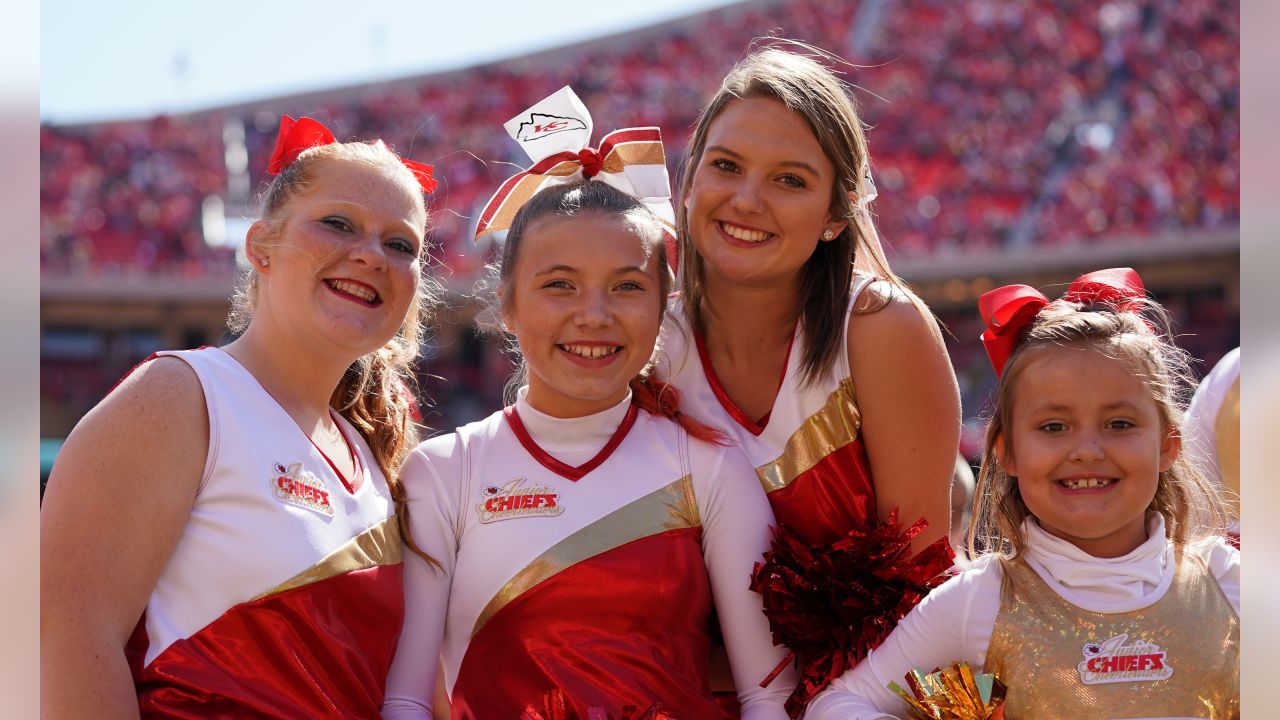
[[677, 42, 914, 385], [229, 140, 441, 566], [967, 299, 1227, 560]]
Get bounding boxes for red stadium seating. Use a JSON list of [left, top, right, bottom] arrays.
[[39, 0, 1239, 437]]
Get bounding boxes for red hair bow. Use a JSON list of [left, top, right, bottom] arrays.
[[979, 267, 1147, 377], [266, 114, 437, 194]]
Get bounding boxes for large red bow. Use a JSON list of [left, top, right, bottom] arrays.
[[266, 115, 437, 194], [978, 267, 1147, 377]]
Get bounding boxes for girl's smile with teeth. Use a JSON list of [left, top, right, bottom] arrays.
[[1005, 345, 1180, 558], [559, 343, 622, 359], [325, 279, 381, 305], [685, 97, 847, 285], [246, 158, 424, 358], [718, 221, 772, 243], [501, 211, 665, 418], [1058, 477, 1116, 490]]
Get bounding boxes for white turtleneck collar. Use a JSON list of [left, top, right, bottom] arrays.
[[1021, 513, 1175, 614], [513, 387, 634, 461]]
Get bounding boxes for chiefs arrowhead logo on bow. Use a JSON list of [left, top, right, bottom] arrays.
[[515, 113, 589, 143]]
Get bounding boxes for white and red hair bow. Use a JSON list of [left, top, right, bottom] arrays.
[[474, 87, 675, 242]]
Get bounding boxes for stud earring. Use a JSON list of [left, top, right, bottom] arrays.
[[260, 258, 270, 268], [822, 229, 836, 240]]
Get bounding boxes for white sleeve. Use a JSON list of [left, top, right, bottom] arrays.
[[1184, 347, 1239, 487], [1201, 536, 1240, 614], [691, 440, 794, 719], [381, 435, 465, 720], [805, 559, 1004, 720]]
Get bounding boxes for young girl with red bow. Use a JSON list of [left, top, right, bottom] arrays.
[[42, 116, 437, 718], [806, 268, 1239, 720], [382, 90, 790, 720]]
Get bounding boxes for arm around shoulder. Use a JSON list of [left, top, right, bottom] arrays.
[[848, 286, 961, 554], [41, 356, 208, 720]]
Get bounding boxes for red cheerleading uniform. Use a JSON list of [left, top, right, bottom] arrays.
[[657, 275, 885, 546], [658, 276, 955, 715]]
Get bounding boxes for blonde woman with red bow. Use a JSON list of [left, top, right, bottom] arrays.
[[42, 117, 438, 718]]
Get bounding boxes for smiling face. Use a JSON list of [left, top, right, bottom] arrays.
[[250, 156, 425, 360], [501, 212, 665, 419], [1003, 344, 1181, 557], [684, 96, 847, 291]]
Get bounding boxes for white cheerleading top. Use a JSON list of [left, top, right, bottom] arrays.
[[383, 389, 792, 719], [126, 347, 405, 717]]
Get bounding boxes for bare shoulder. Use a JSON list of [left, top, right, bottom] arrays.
[[843, 281, 959, 552], [96, 356, 207, 445], [50, 355, 208, 501], [845, 280, 959, 423], [848, 281, 947, 359], [96, 355, 204, 410], [851, 277, 897, 314], [42, 356, 211, 661]]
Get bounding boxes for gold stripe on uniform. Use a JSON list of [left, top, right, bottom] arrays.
[[253, 515, 403, 601], [756, 377, 862, 493], [472, 475, 699, 637]]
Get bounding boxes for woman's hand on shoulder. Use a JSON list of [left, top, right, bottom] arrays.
[[41, 356, 208, 717], [848, 283, 961, 555]]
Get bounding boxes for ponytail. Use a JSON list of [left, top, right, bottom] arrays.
[[629, 375, 729, 446], [333, 347, 441, 570]]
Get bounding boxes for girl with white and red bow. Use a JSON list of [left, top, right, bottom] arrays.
[[807, 268, 1239, 720], [42, 116, 438, 717], [382, 88, 792, 720]]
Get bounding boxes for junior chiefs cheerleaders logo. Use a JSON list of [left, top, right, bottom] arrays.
[[477, 477, 563, 524], [270, 462, 335, 517], [1078, 633, 1173, 685]]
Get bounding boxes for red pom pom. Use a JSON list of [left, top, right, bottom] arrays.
[[749, 511, 955, 717]]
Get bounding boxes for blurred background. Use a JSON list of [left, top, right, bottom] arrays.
[[39, 0, 1239, 484]]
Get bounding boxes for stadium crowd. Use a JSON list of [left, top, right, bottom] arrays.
[[41, 0, 1239, 436]]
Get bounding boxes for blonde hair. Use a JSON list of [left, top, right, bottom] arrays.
[[967, 299, 1227, 560], [229, 140, 440, 565]]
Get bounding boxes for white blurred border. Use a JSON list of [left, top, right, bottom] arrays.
[[1240, 0, 1275, 713], [2, 0, 40, 716], [18, 0, 1267, 714]]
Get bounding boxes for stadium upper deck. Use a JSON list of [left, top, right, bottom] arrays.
[[40, 0, 1239, 285]]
